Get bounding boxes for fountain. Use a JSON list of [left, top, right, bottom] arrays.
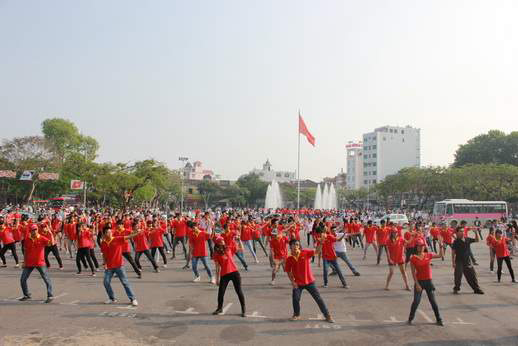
[[265, 180, 283, 209], [314, 183, 337, 210], [314, 183, 323, 209]]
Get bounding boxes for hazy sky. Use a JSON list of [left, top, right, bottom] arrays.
[[1, 1, 517, 181]]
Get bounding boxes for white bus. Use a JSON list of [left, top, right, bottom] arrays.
[[432, 199, 508, 226]]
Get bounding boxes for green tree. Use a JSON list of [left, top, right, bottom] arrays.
[[197, 180, 221, 209], [236, 173, 268, 207], [454, 130, 518, 167]]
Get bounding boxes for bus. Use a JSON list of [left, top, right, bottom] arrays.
[[432, 199, 508, 226], [48, 196, 80, 210]]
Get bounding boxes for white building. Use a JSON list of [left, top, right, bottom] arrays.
[[182, 161, 217, 181], [361, 125, 420, 187], [346, 141, 363, 190], [250, 159, 296, 183]]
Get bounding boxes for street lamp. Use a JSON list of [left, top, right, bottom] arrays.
[[178, 157, 189, 213]]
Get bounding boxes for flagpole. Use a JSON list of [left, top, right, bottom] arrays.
[[297, 110, 301, 210]]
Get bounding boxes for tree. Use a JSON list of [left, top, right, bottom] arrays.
[[236, 173, 268, 207], [454, 130, 518, 167], [197, 180, 221, 209], [0, 136, 58, 202]]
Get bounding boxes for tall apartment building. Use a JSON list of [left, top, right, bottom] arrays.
[[361, 125, 420, 187], [346, 141, 363, 190]]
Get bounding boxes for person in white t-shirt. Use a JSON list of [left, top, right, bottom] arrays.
[[331, 230, 360, 276]]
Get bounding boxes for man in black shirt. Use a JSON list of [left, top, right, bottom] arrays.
[[451, 226, 484, 294]]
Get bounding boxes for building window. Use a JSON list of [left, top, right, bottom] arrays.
[[402, 130, 405, 134], [402, 138, 405, 142], [188, 188, 193, 194], [284, 173, 289, 177], [373, 171, 377, 175], [373, 154, 377, 158], [383, 137, 386, 141], [364, 180, 368, 185], [276, 173, 281, 177], [372, 145, 376, 149]]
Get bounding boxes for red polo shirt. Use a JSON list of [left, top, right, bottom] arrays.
[[213, 249, 238, 277], [270, 235, 288, 260], [322, 234, 337, 260], [285, 249, 316, 286], [190, 231, 209, 257], [23, 235, 50, 267], [100, 236, 126, 269], [0, 226, 16, 245]]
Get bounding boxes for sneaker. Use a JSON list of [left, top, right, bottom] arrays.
[[91, 273, 96, 277], [19, 296, 31, 301], [212, 308, 223, 315], [325, 315, 335, 323], [59, 266, 64, 271], [193, 276, 201, 282], [290, 315, 301, 321], [322, 284, 328, 288], [45, 297, 54, 304], [210, 277, 216, 285], [104, 299, 118, 304], [342, 285, 349, 289], [154, 268, 160, 273], [474, 290, 485, 295], [15, 264, 20, 268], [131, 299, 138, 307], [473, 262, 479, 266], [436, 320, 444, 326], [329, 272, 337, 276], [354, 272, 361, 276], [241, 312, 246, 318], [182, 265, 190, 270], [453, 290, 459, 294], [137, 273, 142, 279], [75, 272, 82, 275], [270, 280, 275, 286], [163, 264, 167, 268], [244, 267, 248, 272], [407, 320, 412, 325]]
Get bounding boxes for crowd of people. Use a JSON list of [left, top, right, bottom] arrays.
[[0, 206, 517, 325]]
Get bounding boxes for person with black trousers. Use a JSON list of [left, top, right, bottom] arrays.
[[113, 220, 142, 278], [408, 238, 444, 326], [490, 229, 516, 283], [75, 223, 96, 276], [212, 237, 246, 317], [451, 226, 484, 295]]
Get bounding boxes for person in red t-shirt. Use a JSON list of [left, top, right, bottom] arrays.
[[285, 239, 334, 323], [0, 216, 20, 267], [385, 230, 410, 291], [376, 220, 390, 265], [75, 222, 96, 276], [133, 220, 159, 273], [240, 220, 258, 263], [212, 237, 246, 317], [362, 221, 378, 260], [320, 227, 348, 288], [491, 229, 516, 283], [408, 238, 444, 326], [188, 221, 215, 284], [113, 220, 142, 278], [270, 227, 288, 285], [37, 219, 64, 270], [485, 227, 496, 272], [19, 224, 54, 303], [170, 214, 188, 261], [429, 223, 441, 253], [149, 220, 167, 268], [100, 226, 140, 306]]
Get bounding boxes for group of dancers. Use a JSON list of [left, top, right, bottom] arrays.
[[1, 208, 517, 324]]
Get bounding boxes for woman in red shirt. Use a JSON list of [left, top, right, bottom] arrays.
[[362, 220, 378, 260], [133, 221, 159, 273], [385, 230, 410, 291], [485, 227, 496, 272], [408, 238, 444, 326], [75, 223, 96, 276], [0, 216, 19, 267], [212, 237, 246, 317], [149, 220, 167, 268], [491, 230, 516, 283]]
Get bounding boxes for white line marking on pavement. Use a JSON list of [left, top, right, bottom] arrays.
[[417, 309, 434, 323], [60, 300, 80, 305], [383, 316, 405, 323], [246, 311, 268, 318], [345, 314, 372, 323], [222, 303, 233, 315], [451, 317, 474, 325], [309, 314, 325, 320], [117, 305, 138, 310], [176, 307, 199, 314], [53, 292, 68, 299]]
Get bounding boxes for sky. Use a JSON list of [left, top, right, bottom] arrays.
[[1, 0, 517, 181]]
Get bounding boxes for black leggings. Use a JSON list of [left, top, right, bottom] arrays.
[[123, 252, 141, 275], [408, 280, 441, 322], [45, 245, 63, 268], [172, 236, 188, 258], [151, 247, 167, 265], [497, 256, 515, 282], [135, 250, 158, 270], [253, 238, 268, 257], [217, 271, 245, 313], [76, 247, 95, 273], [89, 248, 99, 269], [0, 243, 19, 265]]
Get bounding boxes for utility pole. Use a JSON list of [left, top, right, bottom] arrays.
[[178, 156, 189, 213]]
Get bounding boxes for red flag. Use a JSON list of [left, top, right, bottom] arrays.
[[299, 114, 315, 146]]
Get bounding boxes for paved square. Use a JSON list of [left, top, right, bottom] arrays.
[[1, 240, 518, 345]]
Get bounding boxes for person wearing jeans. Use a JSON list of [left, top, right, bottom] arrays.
[[100, 227, 139, 306], [285, 239, 334, 323], [19, 224, 54, 303], [189, 222, 215, 284], [333, 230, 360, 276], [321, 228, 348, 288]]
